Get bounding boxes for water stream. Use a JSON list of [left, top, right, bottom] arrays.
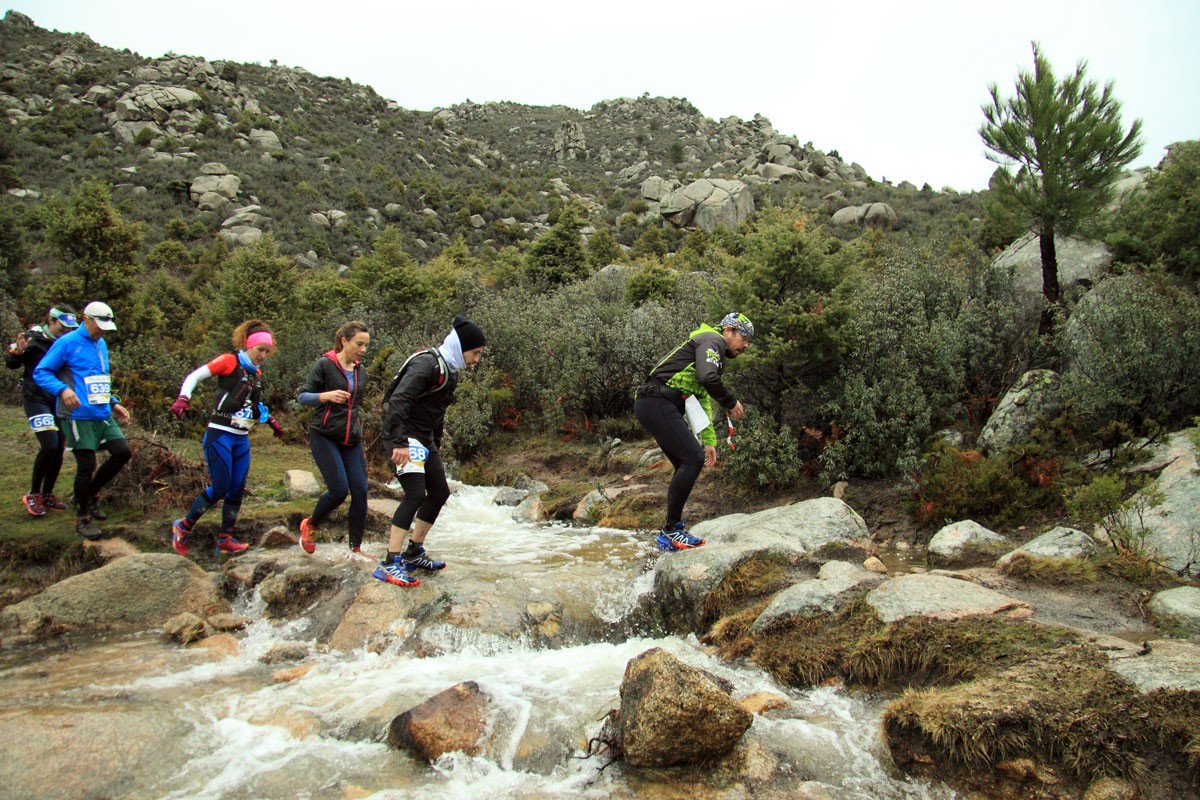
[[0, 485, 957, 799]]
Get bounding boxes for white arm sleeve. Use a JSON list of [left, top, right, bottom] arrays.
[[178, 364, 214, 398]]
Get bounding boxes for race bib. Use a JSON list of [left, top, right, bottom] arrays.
[[229, 406, 256, 430], [399, 437, 428, 475], [28, 413, 57, 433], [83, 374, 111, 405]]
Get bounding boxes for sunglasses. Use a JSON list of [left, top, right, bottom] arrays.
[[89, 315, 114, 322], [50, 309, 78, 326]]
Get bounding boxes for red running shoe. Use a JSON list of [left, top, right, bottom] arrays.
[[215, 533, 249, 554], [21, 493, 46, 517], [42, 494, 68, 511], [299, 518, 317, 554], [171, 518, 191, 556]]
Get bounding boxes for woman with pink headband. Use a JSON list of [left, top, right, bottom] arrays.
[[168, 319, 285, 556]]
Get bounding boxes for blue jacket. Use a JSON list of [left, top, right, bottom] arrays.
[[33, 326, 116, 421]]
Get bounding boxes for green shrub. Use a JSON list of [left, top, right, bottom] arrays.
[[1064, 472, 1161, 557], [723, 407, 805, 493], [1059, 271, 1200, 437]]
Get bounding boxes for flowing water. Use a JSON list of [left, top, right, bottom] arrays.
[[0, 485, 957, 799]]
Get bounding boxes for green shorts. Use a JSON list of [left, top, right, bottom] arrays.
[[64, 417, 126, 451]]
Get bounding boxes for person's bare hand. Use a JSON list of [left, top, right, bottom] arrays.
[[704, 445, 717, 467]]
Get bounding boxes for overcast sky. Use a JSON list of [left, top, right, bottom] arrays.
[[15, 1, 1199, 192]]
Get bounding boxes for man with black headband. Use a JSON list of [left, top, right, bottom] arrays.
[[6, 304, 79, 516]]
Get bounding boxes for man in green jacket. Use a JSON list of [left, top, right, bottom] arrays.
[[634, 312, 752, 550]]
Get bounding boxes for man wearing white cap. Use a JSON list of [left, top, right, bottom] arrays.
[[33, 301, 133, 540]]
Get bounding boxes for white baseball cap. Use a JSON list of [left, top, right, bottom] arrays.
[[83, 301, 117, 331]]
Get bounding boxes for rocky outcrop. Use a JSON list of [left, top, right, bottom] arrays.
[[607, 648, 752, 767], [1124, 431, 1200, 576], [553, 120, 586, 162], [830, 202, 898, 229], [0, 553, 227, 635], [659, 178, 754, 233], [654, 497, 871, 632]]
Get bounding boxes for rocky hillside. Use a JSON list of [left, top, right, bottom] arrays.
[[0, 9, 887, 268]]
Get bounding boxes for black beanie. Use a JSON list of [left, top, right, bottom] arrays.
[[453, 315, 486, 351]]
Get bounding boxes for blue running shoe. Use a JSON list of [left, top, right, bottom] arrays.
[[655, 521, 705, 550], [402, 545, 446, 571], [373, 560, 420, 587]]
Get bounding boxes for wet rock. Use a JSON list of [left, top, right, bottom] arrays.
[[257, 524, 298, 549], [0, 703, 193, 800], [736, 691, 789, 715], [492, 487, 528, 506], [0, 553, 228, 635], [655, 498, 871, 632], [1106, 639, 1200, 691], [261, 641, 310, 664], [865, 573, 1031, 622], [387, 680, 494, 761], [996, 525, 1100, 567], [927, 519, 1008, 567], [1147, 585, 1200, 635], [750, 560, 884, 632], [328, 580, 431, 651], [610, 647, 752, 767], [162, 611, 208, 644], [207, 612, 248, 631], [259, 564, 340, 610]]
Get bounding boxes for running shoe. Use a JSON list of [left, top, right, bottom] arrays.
[[87, 497, 108, 521], [42, 494, 68, 511], [655, 521, 705, 551], [402, 545, 446, 571], [215, 533, 249, 554], [372, 560, 420, 587], [76, 516, 102, 540], [299, 517, 317, 554], [21, 493, 46, 517], [171, 518, 191, 556]]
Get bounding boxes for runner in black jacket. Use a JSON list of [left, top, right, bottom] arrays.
[[5, 304, 79, 516], [373, 315, 486, 588], [634, 312, 753, 550], [297, 321, 371, 557]]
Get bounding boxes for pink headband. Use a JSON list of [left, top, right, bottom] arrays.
[[246, 331, 275, 349]]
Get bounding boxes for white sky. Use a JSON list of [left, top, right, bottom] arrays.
[[14, 0, 1199, 191]]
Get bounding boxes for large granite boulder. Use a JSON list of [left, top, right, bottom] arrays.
[[0, 553, 227, 635]]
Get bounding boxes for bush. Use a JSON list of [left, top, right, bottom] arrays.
[[1059, 271, 1200, 437], [908, 441, 1064, 533], [723, 408, 805, 493]]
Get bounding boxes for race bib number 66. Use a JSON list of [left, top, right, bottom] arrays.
[[28, 413, 57, 433], [84, 374, 112, 405]]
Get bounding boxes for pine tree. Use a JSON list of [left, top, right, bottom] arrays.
[[979, 41, 1142, 336]]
